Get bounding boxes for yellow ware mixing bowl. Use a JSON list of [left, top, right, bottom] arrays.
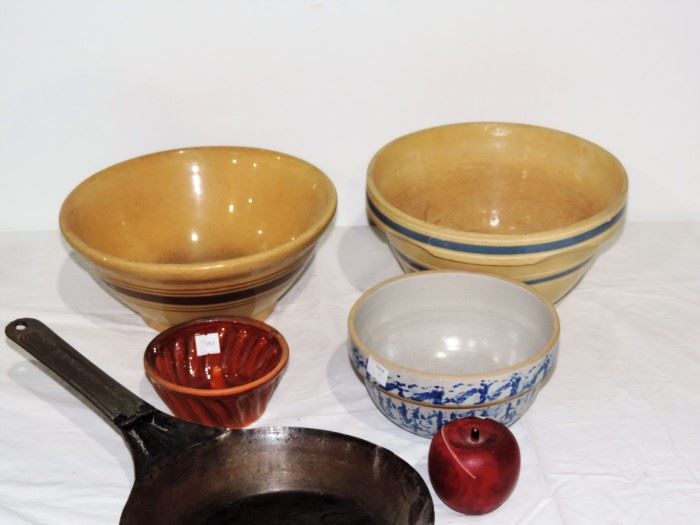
[[366, 123, 628, 302], [60, 147, 336, 330]]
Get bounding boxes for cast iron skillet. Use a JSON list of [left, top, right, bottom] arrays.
[[5, 318, 434, 525]]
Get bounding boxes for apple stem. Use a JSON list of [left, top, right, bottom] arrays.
[[440, 425, 477, 480], [471, 427, 479, 441]]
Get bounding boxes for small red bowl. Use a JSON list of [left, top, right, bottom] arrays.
[[144, 317, 289, 428]]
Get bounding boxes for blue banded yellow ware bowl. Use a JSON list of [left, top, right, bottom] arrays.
[[348, 271, 560, 436], [60, 147, 336, 330], [366, 122, 628, 302]]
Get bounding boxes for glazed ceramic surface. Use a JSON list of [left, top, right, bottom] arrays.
[[60, 147, 336, 329], [365, 381, 541, 438], [367, 122, 628, 302], [144, 317, 288, 428], [348, 271, 559, 409]]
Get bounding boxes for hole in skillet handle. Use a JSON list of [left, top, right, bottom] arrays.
[[6, 319, 34, 339]]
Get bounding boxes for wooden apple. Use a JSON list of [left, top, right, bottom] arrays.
[[428, 417, 520, 515]]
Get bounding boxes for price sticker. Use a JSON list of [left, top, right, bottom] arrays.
[[366, 357, 389, 387], [195, 333, 221, 356]]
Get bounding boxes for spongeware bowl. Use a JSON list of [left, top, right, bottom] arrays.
[[365, 382, 542, 438], [144, 317, 288, 428], [60, 146, 336, 330], [366, 122, 628, 302], [348, 271, 559, 413]]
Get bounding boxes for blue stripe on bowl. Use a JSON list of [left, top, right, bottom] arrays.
[[368, 197, 625, 255], [108, 262, 306, 306], [391, 249, 430, 271], [524, 257, 593, 285], [393, 249, 593, 285]]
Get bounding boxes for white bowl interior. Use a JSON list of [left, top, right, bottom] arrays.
[[353, 273, 555, 375]]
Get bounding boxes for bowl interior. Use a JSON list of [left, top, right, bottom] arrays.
[[352, 273, 556, 376], [61, 147, 335, 264], [369, 123, 627, 235], [145, 318, 287, 392]]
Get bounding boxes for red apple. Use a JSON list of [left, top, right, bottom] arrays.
[[428, 417, 520, 515]]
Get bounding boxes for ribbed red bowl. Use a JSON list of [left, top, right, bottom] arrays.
[[144, 317, 288, 428]]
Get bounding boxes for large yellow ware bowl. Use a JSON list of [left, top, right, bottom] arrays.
[[60, 147, 336, 330], [367, 123, 628, 302]]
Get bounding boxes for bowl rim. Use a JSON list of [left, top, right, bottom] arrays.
[[347, 270, 560, 381], [143, 316, 289, 397], [59, 146, 337, 281], [366, 121, 628, 246]]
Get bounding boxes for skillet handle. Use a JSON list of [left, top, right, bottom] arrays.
[[5, 318, 154, 426], [6, 317, 226, 476]]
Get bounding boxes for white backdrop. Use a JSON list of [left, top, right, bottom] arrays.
[[2, 0, 699, 231]]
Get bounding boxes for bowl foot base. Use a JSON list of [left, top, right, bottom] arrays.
[[141, 303, 277, 332], [251, 304, 275, 321], [144, 319, 170, 332]]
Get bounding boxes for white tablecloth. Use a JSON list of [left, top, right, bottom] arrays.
[[1, 224, 699, 524]]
